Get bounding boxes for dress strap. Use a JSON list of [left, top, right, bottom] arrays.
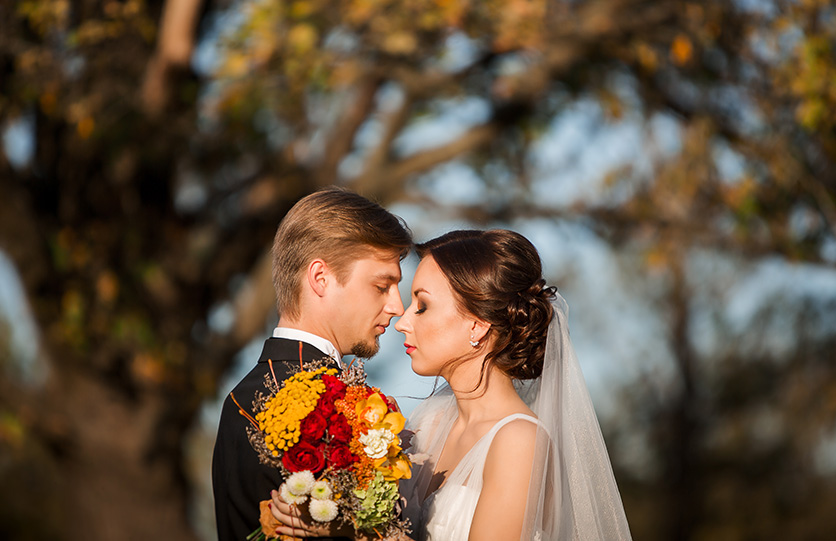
[[490, 413, 539, 432], [448, 413, 540, 490], [480, 413, 541, 445], [474, 413, 541, 452]]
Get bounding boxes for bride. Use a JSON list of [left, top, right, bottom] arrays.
[[270, 230, 632, 540]]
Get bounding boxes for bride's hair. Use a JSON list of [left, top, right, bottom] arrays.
[[416, 229, 555, 381]]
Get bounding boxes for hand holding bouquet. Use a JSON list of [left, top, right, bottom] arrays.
[[233, 355, 412, 540]]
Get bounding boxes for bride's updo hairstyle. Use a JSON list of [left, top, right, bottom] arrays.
[[416, 229, 556, 381]]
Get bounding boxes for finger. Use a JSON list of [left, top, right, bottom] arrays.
[[269, 494, 308, 529], [274, 522, 313, 538], [271, 496, 320, 533], [289, 504, 330, 537], [272, 512, 315, 536], [289, 503, 318, 533], [273, 513, 319, 538], [271, 490, 297, 515], [268, 502, 297, 526]]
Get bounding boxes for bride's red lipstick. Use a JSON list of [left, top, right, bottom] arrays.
[[404, 343, 416, 354]]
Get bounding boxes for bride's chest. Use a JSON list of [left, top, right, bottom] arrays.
[[425, 425, 492, 495]]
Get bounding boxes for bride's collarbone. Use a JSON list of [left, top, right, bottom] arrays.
[[427, 415, 521, 494], [449, 410, 532, 449]]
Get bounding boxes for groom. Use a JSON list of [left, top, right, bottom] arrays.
[[212, 187, 412, 541]]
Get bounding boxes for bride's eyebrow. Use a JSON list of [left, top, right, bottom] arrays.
[[413, 288, 429, 297]]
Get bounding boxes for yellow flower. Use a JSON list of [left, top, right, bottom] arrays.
[[380, 409, 406, 435], [356, 392, 387, 425], [258, 367, 330, 452], [353, 392, 410, 481], [376, 449, 412, 482], [355, 393, 406, 434]]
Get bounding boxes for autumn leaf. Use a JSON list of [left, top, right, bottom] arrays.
[[288, 23, 318, 52], [670, 34, 693, 66]]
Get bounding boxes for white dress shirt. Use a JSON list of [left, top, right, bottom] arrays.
[[272, 327, 342, 368]]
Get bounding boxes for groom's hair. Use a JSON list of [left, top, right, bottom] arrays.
[[272, 186, 412, 319]]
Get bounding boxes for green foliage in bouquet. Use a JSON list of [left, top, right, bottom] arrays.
[[353, 471, 401, 531]]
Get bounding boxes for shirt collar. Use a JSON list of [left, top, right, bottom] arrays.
[[272, 327, 342, 367]]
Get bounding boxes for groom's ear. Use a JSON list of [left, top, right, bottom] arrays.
[[307, 259, 330, 297]]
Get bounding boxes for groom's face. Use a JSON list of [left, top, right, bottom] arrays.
[[327, 253, 404, 358]]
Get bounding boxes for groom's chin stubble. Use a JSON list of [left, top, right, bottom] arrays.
[[350, 337, 380, 359]]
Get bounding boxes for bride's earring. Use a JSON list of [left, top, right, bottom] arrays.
[[469, 336, 479, 348]]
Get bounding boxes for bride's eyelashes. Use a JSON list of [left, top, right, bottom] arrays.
[[415, 302, 427, 315]]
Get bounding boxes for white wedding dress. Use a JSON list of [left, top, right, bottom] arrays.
[[419, 414, 539, 541]]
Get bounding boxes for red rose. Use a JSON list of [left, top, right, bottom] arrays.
[[282, 441, 325, 473], [384, 394, 401, 413], [328, 444, 357, 470], [329, 414, 353, 444], [315, 393, 337, 418], [322, 375, 347, 397], [299, 411, 327, 442]]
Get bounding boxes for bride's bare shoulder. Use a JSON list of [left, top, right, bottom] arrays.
[[484, 417, 538, 472], [472, 416, 539, 538]]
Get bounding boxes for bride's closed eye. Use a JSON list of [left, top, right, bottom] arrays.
[[414, 302, 427, 315]]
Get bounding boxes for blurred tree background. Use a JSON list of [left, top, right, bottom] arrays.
[[1, 0, 835, 539]]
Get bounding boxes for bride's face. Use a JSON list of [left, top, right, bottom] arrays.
[[395, 256, 476, 378]]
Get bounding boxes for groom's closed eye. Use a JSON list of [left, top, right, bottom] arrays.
[[374, 272, 401, 284]]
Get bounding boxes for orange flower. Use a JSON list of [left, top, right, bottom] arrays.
[[356, 393, 406, 434], [376, 448, 413, 482], [356, 392, 388, 425], [336, 386, 379, 489], [354, 392, 411, 481], [381, 409, 406, 434]]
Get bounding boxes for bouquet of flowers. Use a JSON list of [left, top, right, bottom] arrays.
[[232, 353, 412, 540]]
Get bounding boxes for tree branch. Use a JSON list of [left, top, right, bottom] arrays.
[[359, 91, 414, 180], [142, 0, 204, 117], [313, 74, 382, 186], [349, 122, 499, 201]]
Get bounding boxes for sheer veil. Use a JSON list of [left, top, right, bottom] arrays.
[[401, 292, 632, 540], [517, 292, 632, 540]]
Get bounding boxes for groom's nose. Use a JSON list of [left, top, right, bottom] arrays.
[[385, 287, 404, 317]]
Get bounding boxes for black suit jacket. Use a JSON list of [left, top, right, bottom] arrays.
[[212, 337, 347, 541]]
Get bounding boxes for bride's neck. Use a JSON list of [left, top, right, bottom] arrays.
[[447, 364, 520, 424]]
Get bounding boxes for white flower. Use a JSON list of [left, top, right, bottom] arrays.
[[310, 480, 333, 500], [286, 470, 315, 496], [309, 498, 339, 522], [280, 482, 308, 505], [359, 428, 396, 459]]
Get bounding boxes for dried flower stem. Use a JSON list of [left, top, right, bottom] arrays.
[[231, 392, 259, 428], [268, 358, 279, 388]]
